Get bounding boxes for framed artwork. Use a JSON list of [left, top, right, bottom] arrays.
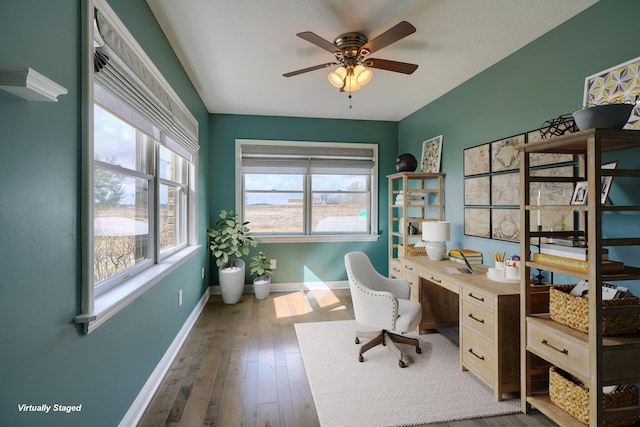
[[421, 135, 443, 172], [584, 56, 640, 129], [526, 129, 574, 167], [571, 181, 588, 205], [464, 208, 490, 238], [491, 134, 525, 172], [463, 143, 490, 176], [491, 173, 519, 206], [464, 176, 490, 205], [530, 165, 575, 231], [491, 208, 520, 242], [601, 161, 618, 204]]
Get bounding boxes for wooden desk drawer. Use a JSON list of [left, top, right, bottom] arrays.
[[462, 286, 495, 311], [526, 317, 588, 379], [421, 271, 459, 295], [389, 259, 402, 278], [461, 299, 494, 339], [461, 325, 495, 388]]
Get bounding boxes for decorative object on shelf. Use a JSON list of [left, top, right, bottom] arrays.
[[395, 153, 417, 172], [407, 222, 417, 235], [601, 160, 618, 204], [570, 181, 588, 205], [538, 113, 578, 139], [0, 67, 68, 102], [584, 55, 640, 129], [421, 221, 450, 261], [572, 103, 635, 130], [420, 135, 443, 173]]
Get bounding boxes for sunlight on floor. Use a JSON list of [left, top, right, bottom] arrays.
[[273, 289, 347, 318]]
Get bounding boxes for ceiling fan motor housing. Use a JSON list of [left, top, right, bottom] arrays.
[[333, 32, 370, 62]]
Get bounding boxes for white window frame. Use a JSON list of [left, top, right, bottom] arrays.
[[76, 0, 199, 334], [235, 139, 379, 243]]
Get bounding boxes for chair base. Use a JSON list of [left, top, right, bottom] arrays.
[[355, 329, 421, 368]]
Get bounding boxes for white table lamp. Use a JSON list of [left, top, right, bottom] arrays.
[[422, 221, 451, 261]]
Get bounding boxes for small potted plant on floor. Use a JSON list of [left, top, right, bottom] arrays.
[[250, 251, 272, 300], [208, 210, 260, 304]]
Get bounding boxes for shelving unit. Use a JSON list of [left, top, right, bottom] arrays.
[[519, 129, 640, 426], [387, 172, 443, 300]]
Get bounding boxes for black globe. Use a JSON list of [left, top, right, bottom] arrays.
[[395, 153, 418, 172]]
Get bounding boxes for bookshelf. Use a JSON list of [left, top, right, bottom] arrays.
[[519, 129, 640, 426]]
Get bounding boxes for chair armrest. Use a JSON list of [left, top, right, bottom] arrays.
[[384, 277, 411, 300], [351, 286, 399, 330]]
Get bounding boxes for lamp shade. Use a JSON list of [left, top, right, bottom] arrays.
[[328, 66, 347, 88], [344, 75, 361, 91], [353, 64, 372, 86], [422, 221, 450, 242]]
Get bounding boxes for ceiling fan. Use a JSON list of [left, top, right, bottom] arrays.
[[283, 21, 418, 93]]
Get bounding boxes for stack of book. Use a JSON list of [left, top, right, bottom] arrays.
[[448, 249, 483, 265], [569, 280, 631, 300], [534, 242, 623, 274], [395, 193, 424, 206]]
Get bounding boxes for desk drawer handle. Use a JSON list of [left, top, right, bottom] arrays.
[[430, 276, 441, 283], [468, 348, 485, 361], [392, 267, 400, 273], [468, 293, 485, 302], [404, 266, 413, 271], [468, 313, 485, 324], [541, 339, 568, 355]]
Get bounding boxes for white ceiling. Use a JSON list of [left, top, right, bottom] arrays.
[[146, 0, 598, 122]]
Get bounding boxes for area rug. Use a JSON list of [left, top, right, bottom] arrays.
[[294, 320, 520, 427]]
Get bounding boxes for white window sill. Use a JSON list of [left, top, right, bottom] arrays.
[[75, 245, 200, 334], [257, 234, 380, 243]]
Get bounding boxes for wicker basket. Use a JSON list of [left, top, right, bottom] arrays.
[[398, 243, 426, 257], [549, 366, 639, 426], [549, 285, 640, 336]]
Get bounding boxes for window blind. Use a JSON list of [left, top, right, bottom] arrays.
[[93, 7, 198, 161], [240, 143, 376, 174]]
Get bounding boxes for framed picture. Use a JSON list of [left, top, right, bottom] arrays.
[[464, 176, 490, 205], [491, 133, 525, 172], [601, 161, 618, 204], [421, 135, 443, 172], [463, 143, 490, 176], [571, 181, 588, 205], [491, 208, 520, 242]]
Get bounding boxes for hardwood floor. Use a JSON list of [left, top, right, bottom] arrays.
[[138, 289, 556, 427]]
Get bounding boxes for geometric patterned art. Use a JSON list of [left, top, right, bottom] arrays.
[[584, 56, 640, 129]]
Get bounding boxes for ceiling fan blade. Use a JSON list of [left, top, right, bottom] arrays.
[[297, 31, 340, 54], [283, 62, 338, 77], [364, 58, 418, 74], [361, 21, 416, 54]]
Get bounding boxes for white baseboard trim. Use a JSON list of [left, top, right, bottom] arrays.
[[119, 286, 211, 427], [209, 280, 349, 295]]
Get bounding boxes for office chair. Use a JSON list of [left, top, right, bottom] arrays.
[[344, 251, 422, 368]]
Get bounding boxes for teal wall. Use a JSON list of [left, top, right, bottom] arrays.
[[209, 114, 397, 282], [398, 0, 640, 285], [0, 1, 210, 426]]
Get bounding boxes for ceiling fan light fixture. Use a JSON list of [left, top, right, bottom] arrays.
[[344, 75, 361, 92], [328, 66, 347, 88], [354, 64, 372, 86]]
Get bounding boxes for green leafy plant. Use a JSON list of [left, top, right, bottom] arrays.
[[250, 251, 272, 279], [208, 210, 260, 268]]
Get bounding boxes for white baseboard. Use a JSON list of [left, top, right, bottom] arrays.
[[119, 286, 211, 427], [209, 280, 349, 295]]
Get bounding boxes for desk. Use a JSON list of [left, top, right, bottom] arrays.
[[390, 257, 521, 401]]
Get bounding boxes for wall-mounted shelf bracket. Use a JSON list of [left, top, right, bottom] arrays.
[[0, 67, 68, 102]]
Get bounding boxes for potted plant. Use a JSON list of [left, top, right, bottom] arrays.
[[208, 210, 259, 304], [250, 251, 272, 300]]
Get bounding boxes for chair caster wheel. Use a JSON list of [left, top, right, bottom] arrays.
[[416, 347, 422, 354], [399, 360, 406, 368], [358, 354, 364, 362], [355, 337, 360, 344]]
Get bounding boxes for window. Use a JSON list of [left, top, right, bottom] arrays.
[[236, 140, 378, 242], [77, 0, 199, 333]]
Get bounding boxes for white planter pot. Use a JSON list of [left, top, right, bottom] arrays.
[[253, 275, 271, 300], [218, 259, 245, 304]]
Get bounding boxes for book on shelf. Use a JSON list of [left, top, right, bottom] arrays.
[[568, 280, 630, 300], [540, 243, 609, 261], [533, 252, 624, 274], [544, 236, 586, 248], [449, 256, 483, 265]]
